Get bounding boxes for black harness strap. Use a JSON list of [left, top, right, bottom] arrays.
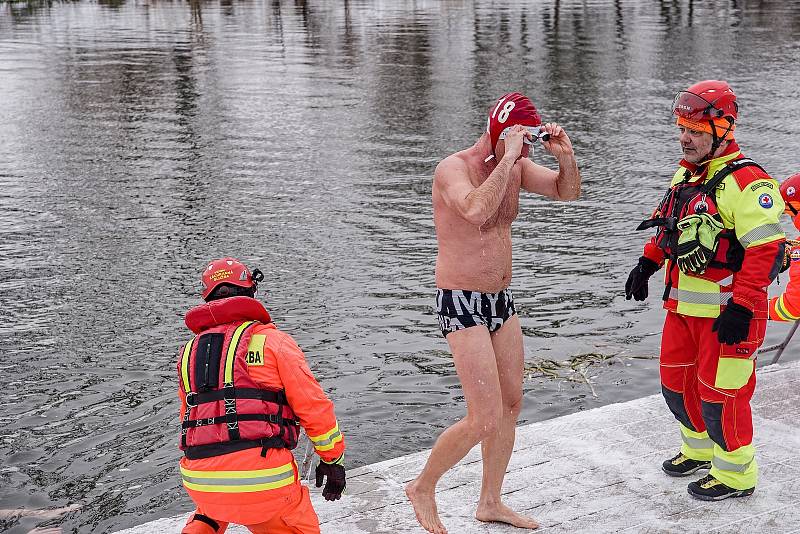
[[185, 388, 288, 407], [180, 339, 196, 451], [191, 514, 220, 532], [221, 322, 260, 442], [181, 403, 191, 451], [698, 157, 762, 195], [184, 437, 287, 460], [223, 384, 239, 441]]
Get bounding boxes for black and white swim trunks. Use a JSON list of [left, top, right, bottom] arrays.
[[435, 288, 517, 337]]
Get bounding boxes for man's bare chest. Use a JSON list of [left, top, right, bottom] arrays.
[[474, 170, 521, 228]]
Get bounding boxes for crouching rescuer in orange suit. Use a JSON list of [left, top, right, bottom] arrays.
[[178, 258, 346, 534], [625, 80, 785, 500], [769, 173, 800, 322]]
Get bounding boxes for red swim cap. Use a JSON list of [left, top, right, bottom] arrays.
[[486, 92, 541, 153]]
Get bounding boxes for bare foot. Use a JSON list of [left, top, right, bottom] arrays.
[[405, 480, 448, 534], [476, 502, 539, 529]]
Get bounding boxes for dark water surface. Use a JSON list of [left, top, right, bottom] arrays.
[[1, 0, 800, 532]]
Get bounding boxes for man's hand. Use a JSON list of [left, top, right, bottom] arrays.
[[712, 299, 753, 345], [625, 257, 660, 301], [315, 457, 346, 501], [501, 124, 530, 162], [541, 123, 574, 160]]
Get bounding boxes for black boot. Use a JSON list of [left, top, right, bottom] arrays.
[[662, 452, 711, 477], [687, 474, 755, 501]]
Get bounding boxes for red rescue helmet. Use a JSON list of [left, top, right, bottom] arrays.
[[672, 80, 738, 122], [201, 257, 261, 300], [780, 173, 800, 219]]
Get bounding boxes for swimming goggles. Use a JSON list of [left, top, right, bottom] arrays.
[[498, 125, 550, 144]]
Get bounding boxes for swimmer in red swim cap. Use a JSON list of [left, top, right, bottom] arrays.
[[405, 94, 581, 534]]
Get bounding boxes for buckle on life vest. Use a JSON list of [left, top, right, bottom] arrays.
[[185, 392, 197, 408], [258, 436, 287, 457]]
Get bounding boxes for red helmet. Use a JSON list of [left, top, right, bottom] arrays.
[[201, 257, 258, 300], [672, 80, 738, 122], [781, 173, 800, 217]]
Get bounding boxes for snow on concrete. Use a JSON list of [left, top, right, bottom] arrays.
[[116, 360, 800, 533]]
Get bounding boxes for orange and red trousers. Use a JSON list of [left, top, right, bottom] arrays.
[[659, 311, 763, 489]]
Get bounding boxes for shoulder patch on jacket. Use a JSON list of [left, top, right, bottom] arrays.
[[245, 334, 266, 366], [749, 181, 774, 192], [731, 162, 770, 190], [758, 193, 774, 209]]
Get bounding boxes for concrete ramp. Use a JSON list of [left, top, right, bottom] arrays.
[[117, 360, 800, 533]]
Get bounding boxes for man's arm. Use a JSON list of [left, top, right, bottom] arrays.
[[770, 243, 800, 320], [731, 173, 786, 311], [269, 334, 345, 462], [520, 123, 581, 200], [435, 125, 528, 226]]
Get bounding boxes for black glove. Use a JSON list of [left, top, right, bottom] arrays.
[[712, 299, 753, 345], [315, 458, 346, 501], [625, 257, 660, 301]]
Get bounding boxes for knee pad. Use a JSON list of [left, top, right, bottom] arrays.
[[662, 385, 697, 431], [701, 400, 727, 451]]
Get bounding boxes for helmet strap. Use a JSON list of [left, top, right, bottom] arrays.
[[703, 118, 733, 164], [698, 119, 721, 164]]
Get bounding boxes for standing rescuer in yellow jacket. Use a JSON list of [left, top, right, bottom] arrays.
[[178, 258, 346, 534], [626, 80, 785, 500]]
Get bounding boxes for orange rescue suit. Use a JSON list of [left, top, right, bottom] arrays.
[[770, 242, 800, 321], [177, 296, 345, 527]]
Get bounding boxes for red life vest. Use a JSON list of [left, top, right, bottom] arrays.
[[178, 297, 300, 460], [637, 159, 764, 292]]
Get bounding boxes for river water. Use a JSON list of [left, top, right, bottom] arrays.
[[1, 1, 799, 532]]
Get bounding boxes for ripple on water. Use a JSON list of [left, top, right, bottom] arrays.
[[1, 1, 800, 532]]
